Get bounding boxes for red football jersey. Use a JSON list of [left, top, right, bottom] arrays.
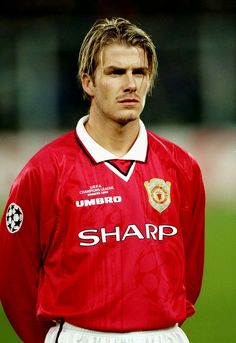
[[0, 116, 205, 343]]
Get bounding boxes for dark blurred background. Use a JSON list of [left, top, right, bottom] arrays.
[[0, 0, 235, 130]]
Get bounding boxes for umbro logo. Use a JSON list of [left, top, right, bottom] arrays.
[[76, 196, 122, 207]]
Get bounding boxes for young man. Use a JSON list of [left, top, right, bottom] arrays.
[[0, 17, 205, 343]]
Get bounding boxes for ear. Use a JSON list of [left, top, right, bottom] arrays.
[[81, 73, 95, 98]]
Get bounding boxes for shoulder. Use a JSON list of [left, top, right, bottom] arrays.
[[28, 130, 76, 167], [15, 130, 77, 183], [147, 129, 202, 173], [34, 129, 75, 157]]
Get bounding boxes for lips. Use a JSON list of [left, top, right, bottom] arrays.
[[118, 98, 139, 103]]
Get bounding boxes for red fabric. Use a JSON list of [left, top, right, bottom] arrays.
[[0, 129, 205, 342], [109, 159, 133, 174]]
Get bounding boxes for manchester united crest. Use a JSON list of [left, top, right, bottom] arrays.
[[144, 178, 171, 213]]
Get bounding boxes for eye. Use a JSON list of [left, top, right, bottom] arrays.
[[111, 68, 125, 75], [133, 68, 147, 75]]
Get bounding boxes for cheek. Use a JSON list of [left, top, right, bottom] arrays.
[[138, 87, 149, 106], [140, 78, 151, 93], [140, 95, 147, 109], [98, 81, 117, 100]]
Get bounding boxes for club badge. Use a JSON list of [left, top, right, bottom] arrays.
[[6, 203, 24, 233], [144, 178, 171, 213]]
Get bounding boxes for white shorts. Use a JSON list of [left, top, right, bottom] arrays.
[[45, 322, 190, 343]]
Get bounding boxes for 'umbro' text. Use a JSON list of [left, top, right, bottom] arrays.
[[76, 196, 122, 207]]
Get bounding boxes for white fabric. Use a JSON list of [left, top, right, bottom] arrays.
[[45, 322, 190, 343], [76, 115, 148, 163]]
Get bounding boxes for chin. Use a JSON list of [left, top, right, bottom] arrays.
[[115, 112, 140, 126]]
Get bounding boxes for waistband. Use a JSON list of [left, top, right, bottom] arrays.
[[62, 322, 178, 337]]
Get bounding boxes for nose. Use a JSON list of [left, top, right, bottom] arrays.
[[123, 73, 137, 92]]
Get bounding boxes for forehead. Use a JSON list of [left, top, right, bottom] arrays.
[[99, 43, 148, 68]]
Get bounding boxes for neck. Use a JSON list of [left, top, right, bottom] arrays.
[[85, 114, 140, 158]]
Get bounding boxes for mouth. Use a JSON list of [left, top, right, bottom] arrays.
[[118, 98, 139, 104]]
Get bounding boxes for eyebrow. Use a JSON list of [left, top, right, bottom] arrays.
[[104, 66, 149, 73]]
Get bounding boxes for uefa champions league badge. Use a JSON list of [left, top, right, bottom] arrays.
[[6, 203, 24, 233], [144, 178, 171, 213]]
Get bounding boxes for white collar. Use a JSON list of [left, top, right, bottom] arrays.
[[76, 115, 148, 163]]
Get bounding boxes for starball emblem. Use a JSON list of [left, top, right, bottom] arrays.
[[144, 178, 171, 213], [6, 203, 24, 233]]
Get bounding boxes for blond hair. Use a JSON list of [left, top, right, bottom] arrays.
[[78, 17, 158, 102]]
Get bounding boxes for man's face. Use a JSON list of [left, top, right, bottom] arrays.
[[86, 43, 151, 125]]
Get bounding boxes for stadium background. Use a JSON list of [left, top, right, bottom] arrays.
[[0, 1, 235, 342]]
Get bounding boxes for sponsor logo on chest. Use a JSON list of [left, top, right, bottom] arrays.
[[78, 223, 177, 246]]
